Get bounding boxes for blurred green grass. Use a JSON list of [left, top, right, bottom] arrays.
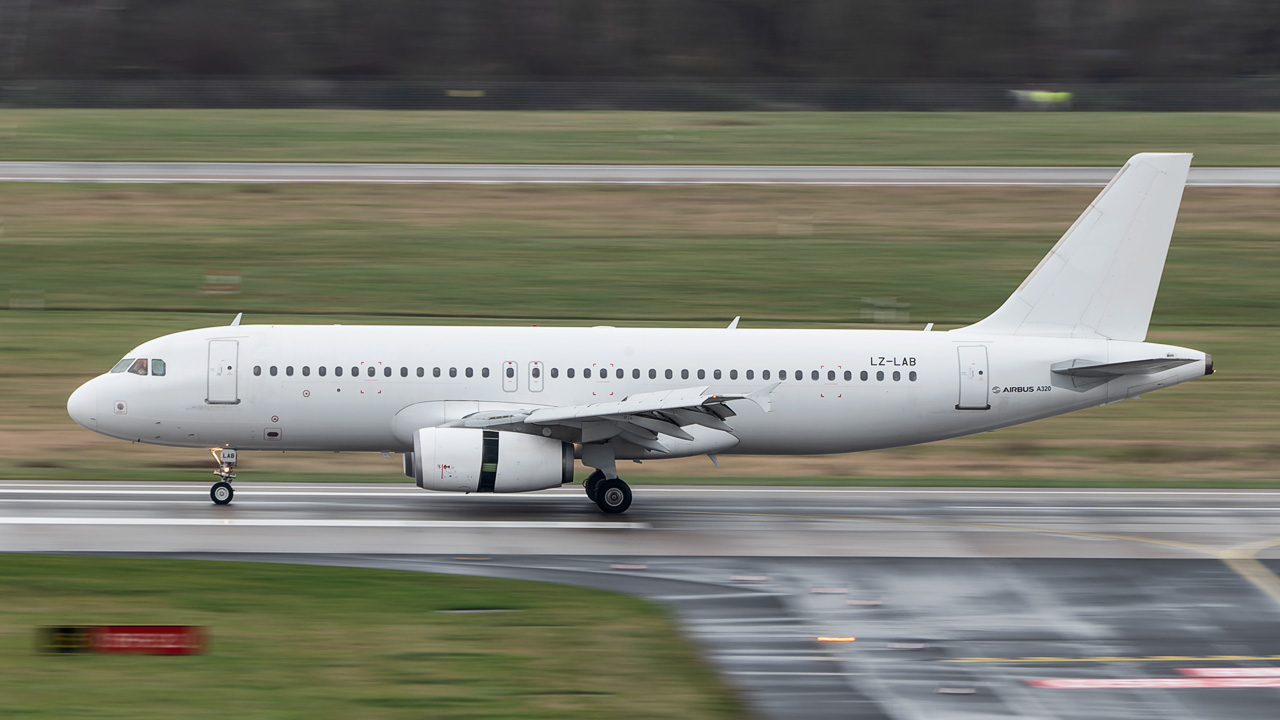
[[2, 110, 1280, 164], [0, 555, 740, 719], [0, 182, 1274, 485]]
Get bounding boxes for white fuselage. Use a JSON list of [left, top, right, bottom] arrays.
[[67, 324, 1209, 458]]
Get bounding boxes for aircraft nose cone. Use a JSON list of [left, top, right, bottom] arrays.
[[67, 382, 98, 430]]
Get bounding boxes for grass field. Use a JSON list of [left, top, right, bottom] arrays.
[[1, 182, 1275, 486], [0, 555, 741, 719], [3, 110, 1280, 165]]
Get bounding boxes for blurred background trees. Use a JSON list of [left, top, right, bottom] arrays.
[[2, 0, 1278, 81]]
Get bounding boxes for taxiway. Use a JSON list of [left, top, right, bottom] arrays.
[[4, 481, 1279, 719], [2, 161, 1279, 186]]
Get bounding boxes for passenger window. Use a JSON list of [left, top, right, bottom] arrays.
[[400, 367, 407, 377], [111, 358, 134, 373], [844, 370, 852, 381], [482, 367, 490, 378], [336, 366, 343, 377], [351, 366, 359, 377], [797, 370, 804, 380], [385, 366, 393, 377], [697, 369, 705, 380], [681, 369, 689, 380], [567, 368, 575, 378], [762, 370, 770, 380], [367, 367, 375, 377], [286, 366, 294, 377], [860, 370, 868, 381], [254, 366, 262, 377], [450, 367, 457, 378], [632, 369, 640, 379], [505, 367, 514, 378], [649, 369, 657, 379], [151, 359, 166, 377], [270, 366, 278, 377], [417, 367, 424, 377], [827, 370, 835, 381], [665, 369, 673, 380], [319, 366, 327, 377], [128, 358, 148, 376], [466, 367, 474, 378], [584, 368, 592, 379], [893, 371, 901, 381], [909, 371, 918, 381], [303, 366, 311, 377], [779, 370, 787, 380], [433, 367, 441, 377], [551, 368, 559, 378], [532, 367, 541, 378], [813, 370, 821, 381], [713, 369, 721, 380], [876, 371, 885, 381], [616, 368, 624, 379]]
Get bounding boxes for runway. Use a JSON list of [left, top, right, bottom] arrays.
[[3, 161, 1280, 186], [5, 481, 1280, 719]]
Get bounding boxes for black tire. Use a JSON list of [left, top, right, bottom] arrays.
[[594, 478, 632, 514], [583, 470, 605, 501], [211, 481, 234, 505]]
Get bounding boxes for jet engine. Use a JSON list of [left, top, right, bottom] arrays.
[[408, 427, 574, 493]]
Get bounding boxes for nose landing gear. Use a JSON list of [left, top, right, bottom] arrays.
[[209, 447, 237, 505]]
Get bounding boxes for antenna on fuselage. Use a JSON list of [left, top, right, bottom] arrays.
[[727, 316, 741, 330], [230, 312, 243, 327]]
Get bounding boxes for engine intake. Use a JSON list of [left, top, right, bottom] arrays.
[[410, 427, 574, 493]]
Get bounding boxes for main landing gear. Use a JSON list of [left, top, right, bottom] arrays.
[[583, 469, 632, 514], [209, 447, 237, 505]]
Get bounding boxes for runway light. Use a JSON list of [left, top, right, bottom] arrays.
[[817, 636, 856, 643]]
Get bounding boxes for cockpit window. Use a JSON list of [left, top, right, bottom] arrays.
[[127, 358, 148, 376], [110, 358, 134, 373], [152, 359, 166, 377]]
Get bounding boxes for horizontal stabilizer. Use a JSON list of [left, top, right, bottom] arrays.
[[1052, 357, 1197, 378]]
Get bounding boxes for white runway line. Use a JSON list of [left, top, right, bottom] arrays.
[[0, 516, 647, 529], [3, 483, 1279, 497]]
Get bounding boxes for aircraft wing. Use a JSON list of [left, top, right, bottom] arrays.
[[443, 383, 778, 453]]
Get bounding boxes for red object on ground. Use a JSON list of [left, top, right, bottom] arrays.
[[88, 626, 206, 655]]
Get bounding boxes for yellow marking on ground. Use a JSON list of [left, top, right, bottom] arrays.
[[944, 655, 1280, 664], [1219, 539, 1280, 606]]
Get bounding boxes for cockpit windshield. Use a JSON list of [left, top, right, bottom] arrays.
[[109, 358, 165, 376]]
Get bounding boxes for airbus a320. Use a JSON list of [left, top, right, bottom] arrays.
[[67, 153, 1213, 513]]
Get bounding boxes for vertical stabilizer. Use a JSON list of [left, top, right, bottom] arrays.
[[957, 152, 1192, 341]]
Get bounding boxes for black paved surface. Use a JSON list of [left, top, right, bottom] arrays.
[[6, 482, 1280, 719]]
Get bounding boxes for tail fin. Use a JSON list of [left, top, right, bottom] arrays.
[[958, 152, 1192, 341]]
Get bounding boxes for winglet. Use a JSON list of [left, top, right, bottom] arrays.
[[230, 312, 243, 327], [745, 382, 781, 412]]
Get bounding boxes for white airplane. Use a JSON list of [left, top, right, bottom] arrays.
[[67, 153, 1212, 513]]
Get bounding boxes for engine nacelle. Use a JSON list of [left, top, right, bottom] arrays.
[[410, 427, 574, 493]]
